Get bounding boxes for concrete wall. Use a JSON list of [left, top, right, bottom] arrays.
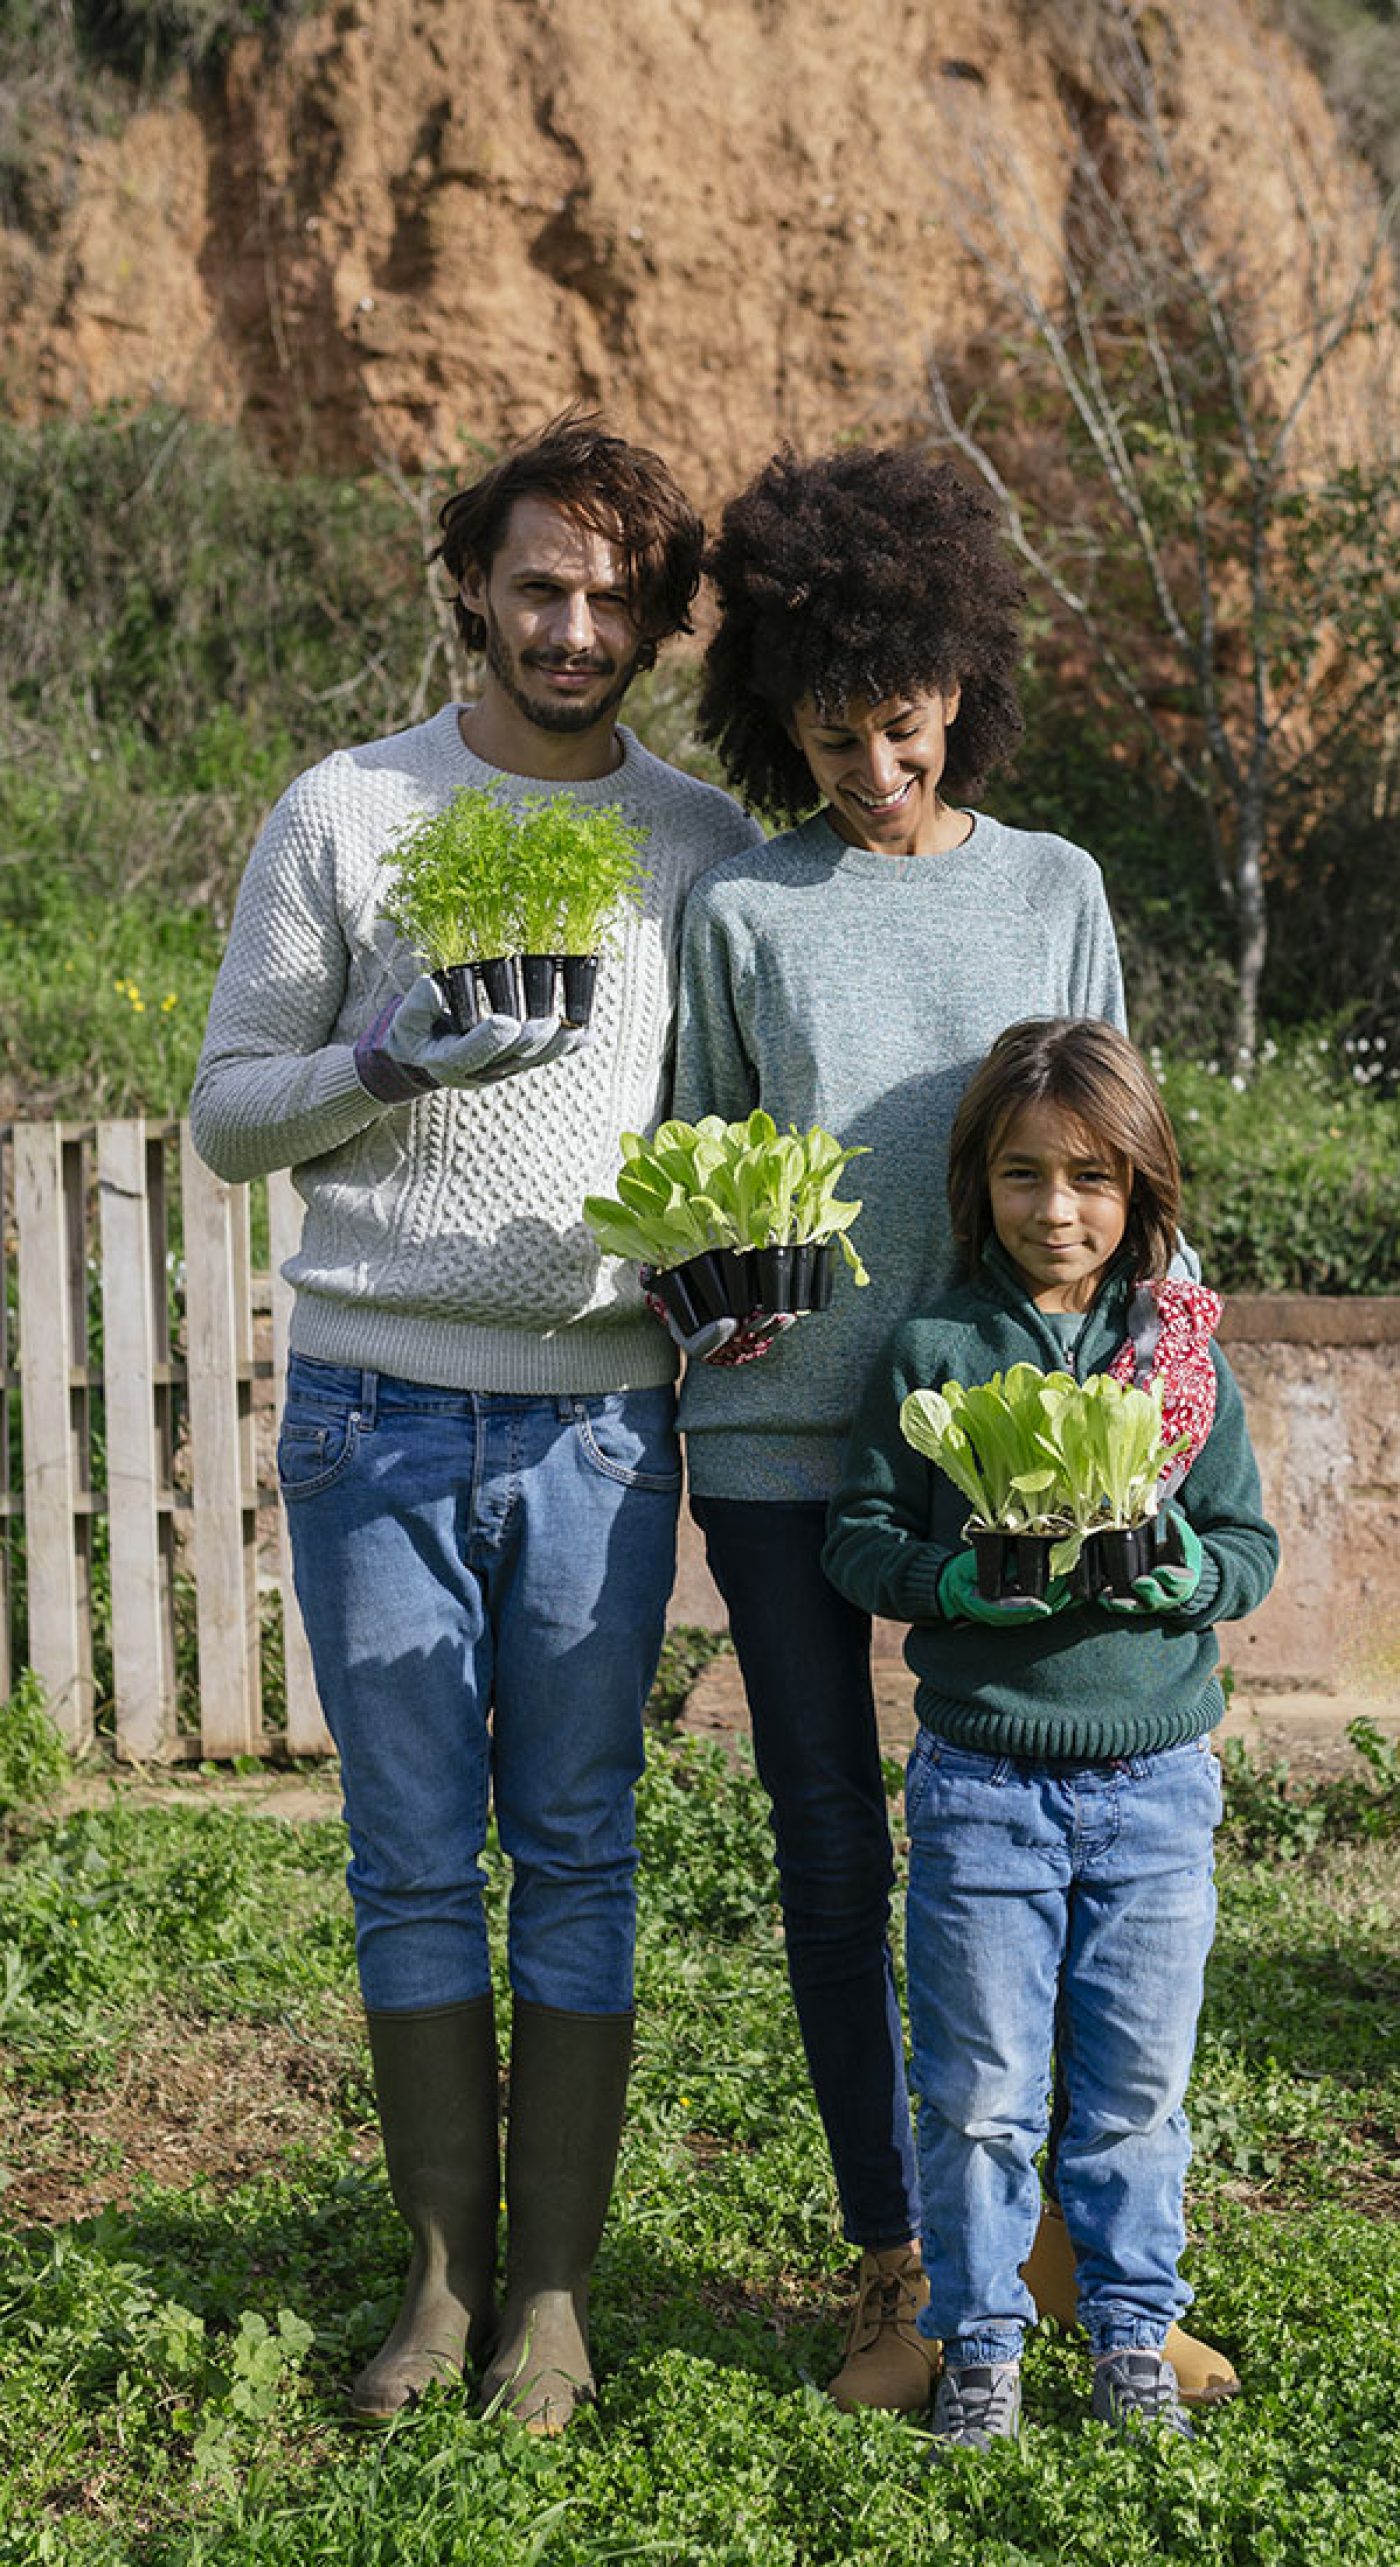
[[669, 1297, 1400, 1735]]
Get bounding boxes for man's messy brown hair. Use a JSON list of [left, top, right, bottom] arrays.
[[699, 444, 1026, 816], [437, 407, 704, 665]]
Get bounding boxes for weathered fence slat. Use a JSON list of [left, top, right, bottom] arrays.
[[181, 1130, 260, 1756], [267, 1169, 332, 1756], [0, 1130, 13, 1704], [14, 1123, 93, 1745], [98, 1119, 175, 1759]]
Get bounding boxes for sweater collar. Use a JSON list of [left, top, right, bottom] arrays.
[[977, 1240, 1136, 1367], [798, 809, 994, 881], [438, 703, 648, 803]]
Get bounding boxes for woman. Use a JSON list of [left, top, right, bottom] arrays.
[[669, 444, 1237, 2414]]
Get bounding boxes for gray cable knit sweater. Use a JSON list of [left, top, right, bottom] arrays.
[[190, 704, 759, 1393], [671, 810, 1127, 1501]]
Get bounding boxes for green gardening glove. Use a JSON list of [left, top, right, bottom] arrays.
[[1097, 1513, 1204, 1616], [937, 1550, 1073, 1626]]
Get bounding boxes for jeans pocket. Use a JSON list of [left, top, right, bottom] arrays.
[[929, 1737, 1011, 1786], [904, 1728, 938, 1826], [277, 1405, 361, 1502], [572, 1393, 681, 1493]]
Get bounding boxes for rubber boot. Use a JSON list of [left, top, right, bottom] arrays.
[[827, 2243, 942, 2413], [349, 1997, 501, 2424], [1022, 2199, 1241, 2405], [480, 2001, 634, 2436]]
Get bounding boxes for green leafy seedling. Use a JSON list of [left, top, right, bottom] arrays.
[[378, 786, 520, 965], [583, 1112, 870, 1278]]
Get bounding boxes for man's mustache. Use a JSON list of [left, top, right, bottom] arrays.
[[523, 650, 615, 677]]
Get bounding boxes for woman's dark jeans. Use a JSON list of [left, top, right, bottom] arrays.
[[689, 1494, 920, 2248]]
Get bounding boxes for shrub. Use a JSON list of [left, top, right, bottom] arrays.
[[1157, 1024, 1400, 1294]]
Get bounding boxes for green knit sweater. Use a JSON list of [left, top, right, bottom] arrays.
[[822, 1246, 1279, 1760]]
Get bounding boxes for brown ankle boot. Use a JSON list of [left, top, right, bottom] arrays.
[[1021, 2201, 1240, 2406], [827, 2245, 941, 2414]]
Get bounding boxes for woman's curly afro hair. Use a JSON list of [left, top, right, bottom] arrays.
[[699, 445, 1026, 819]]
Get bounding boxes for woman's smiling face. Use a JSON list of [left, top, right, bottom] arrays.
[[787, 687, 964, 855]]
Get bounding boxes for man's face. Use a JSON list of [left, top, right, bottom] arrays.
[[461, 494, 648, 737]]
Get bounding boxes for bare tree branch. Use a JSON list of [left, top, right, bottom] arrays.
[[923, 0, 1400, 1060]]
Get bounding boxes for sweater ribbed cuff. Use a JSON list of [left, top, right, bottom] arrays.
[[896, 1544, 951, 1623]]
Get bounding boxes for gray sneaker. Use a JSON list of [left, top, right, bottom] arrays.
[[1091, 2350, 1196, 2439], [929, 2360, 1022, 2451]]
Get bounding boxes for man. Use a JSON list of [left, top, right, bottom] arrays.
[[191, 413, 758, 2433]]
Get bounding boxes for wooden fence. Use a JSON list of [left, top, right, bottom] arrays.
[[0, 1118, 332, 1761]]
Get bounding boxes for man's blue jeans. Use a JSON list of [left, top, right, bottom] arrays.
[[278, 1356, 681, 2017], [905, 1729, 1222, 2364]]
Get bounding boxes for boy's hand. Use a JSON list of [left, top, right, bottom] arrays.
[[937, 1551, 1073, 1626], [1095, 1514, 1203, 1615]]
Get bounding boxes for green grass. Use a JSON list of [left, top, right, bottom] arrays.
[[0, 1734, 1397, 2563]]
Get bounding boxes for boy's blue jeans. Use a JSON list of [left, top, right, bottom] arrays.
[[278, 1355, 681, 2017], [905, 1728, 1222, 2364]]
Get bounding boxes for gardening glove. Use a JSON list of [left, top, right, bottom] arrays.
[[640, 1278, 796, 1367], [937, 1550, 1073, 1626], [1096, 1513, 1204, 1615], [700, 1311, 797, 1367], [354, 976, 590, 1103]]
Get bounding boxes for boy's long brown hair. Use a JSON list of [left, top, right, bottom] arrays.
[[948, 1018, 1183, 1281]]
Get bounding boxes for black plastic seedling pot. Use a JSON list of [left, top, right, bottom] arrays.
[[718, 1248, 758, 1313], [650, 1240, 838, 1334], [438, 963, 483, 1035], [478, 955, 525, 1018], [682, 1251, 740, 1327], [647, 1262, 705, 1337], [1072, 1512, 1181, 1602], [752, 1245, 794, 1312], [560, 954, 599, 1028], [651, 1250, 755, 1330], [788, 1241, 838, 1313], [970, 1526, 1056, 1602], [520, 954, 559, 1018]]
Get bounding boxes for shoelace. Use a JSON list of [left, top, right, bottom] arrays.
[[847, 2266, 917, 2352], [939, 2365, 1020, 2437], [1098, 2354, 1190, 2429]]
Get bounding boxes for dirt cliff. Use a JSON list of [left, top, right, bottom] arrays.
[[0, 0, 1384, 500]]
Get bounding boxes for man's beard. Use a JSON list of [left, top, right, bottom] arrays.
[[483, 614, 643, 735]]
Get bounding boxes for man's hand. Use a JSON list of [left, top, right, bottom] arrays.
[[355, 976, 591, 1101], [937, 1549, 1073, 1626], [1095, 1514, 1204, 1615]]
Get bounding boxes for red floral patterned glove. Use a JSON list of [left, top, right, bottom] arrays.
[[641, 1286, 795, 1367]]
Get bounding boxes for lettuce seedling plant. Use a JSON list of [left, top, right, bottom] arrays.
[[583, 1111, 870, 1281], [900, 1365, 1188, 1576]]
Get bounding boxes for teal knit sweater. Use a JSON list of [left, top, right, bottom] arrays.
[[822, 1246, 1279, 1761]]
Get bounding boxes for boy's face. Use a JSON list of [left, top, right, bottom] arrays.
[[988, 1100, 1132, 1312]]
